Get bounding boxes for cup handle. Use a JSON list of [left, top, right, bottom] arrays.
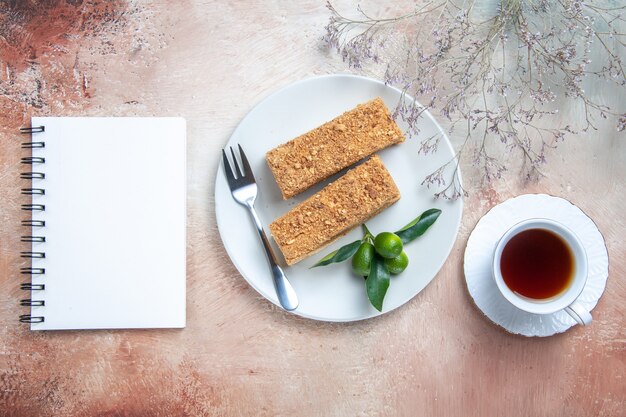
[[564, 301, 592, 326]]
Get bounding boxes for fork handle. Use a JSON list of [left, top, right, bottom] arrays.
[[246, 203, 299, 311]]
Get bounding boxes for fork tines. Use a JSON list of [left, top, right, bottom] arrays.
[[222, 144, 255, 183]]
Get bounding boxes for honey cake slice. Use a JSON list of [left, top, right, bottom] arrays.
[[266, 97, 405, 199], [269, 155, 400, 265]]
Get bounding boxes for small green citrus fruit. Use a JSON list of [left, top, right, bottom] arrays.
[[352, 242, 375, 277], [384, 251, 409, 275], [373, 232, 403, 259]]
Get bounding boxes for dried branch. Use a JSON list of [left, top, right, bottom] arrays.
[[323, 0, 626, 198]]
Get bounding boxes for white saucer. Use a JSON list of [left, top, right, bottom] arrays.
[[463, 194, 609, 337]]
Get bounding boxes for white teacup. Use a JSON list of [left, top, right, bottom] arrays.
[[492, 218, 592, 326]]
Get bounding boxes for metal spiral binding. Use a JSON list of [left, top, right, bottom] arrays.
[[21, 203, 45, 211], [21, 236, 46, 243], [20, 283, 45, 290], [20, 299, 45, 306], [20, 126, 46, 324], [21, 267, 45, 274], [21, 141, 45, 149], [21, 188, 45, 195], [22, 220, 45, 227], [19, 315, 44, 323], [20, 126, 45, 133], [20, 172, 45, 179], [20, 251, 45, 259], [21, 157, 45, 164]]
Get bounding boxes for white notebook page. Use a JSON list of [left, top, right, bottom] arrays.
[[28, 117, 186, 330]]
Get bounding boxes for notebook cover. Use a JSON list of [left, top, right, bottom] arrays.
[[27, 117, 186, 330]]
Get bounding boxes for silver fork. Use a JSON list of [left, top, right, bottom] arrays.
[[222, 144, 299, 311]]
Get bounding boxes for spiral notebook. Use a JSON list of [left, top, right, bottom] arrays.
[[19, 117, 186, 330]]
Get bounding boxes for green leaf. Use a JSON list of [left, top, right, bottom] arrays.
[[395, 208, 442, 244], [366, 255, 390, 311], [311, 240, 362, 268]]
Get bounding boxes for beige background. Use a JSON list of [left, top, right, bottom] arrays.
[[0, 1, 624, 416]]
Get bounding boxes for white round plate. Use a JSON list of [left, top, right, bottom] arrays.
[[215, 74, 463, 322], [464, 194, 609, 336]]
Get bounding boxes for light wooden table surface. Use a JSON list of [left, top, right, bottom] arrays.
[[0, 1, 624, 416]]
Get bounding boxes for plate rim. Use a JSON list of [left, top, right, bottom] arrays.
[[215, 73, 463, 322]]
